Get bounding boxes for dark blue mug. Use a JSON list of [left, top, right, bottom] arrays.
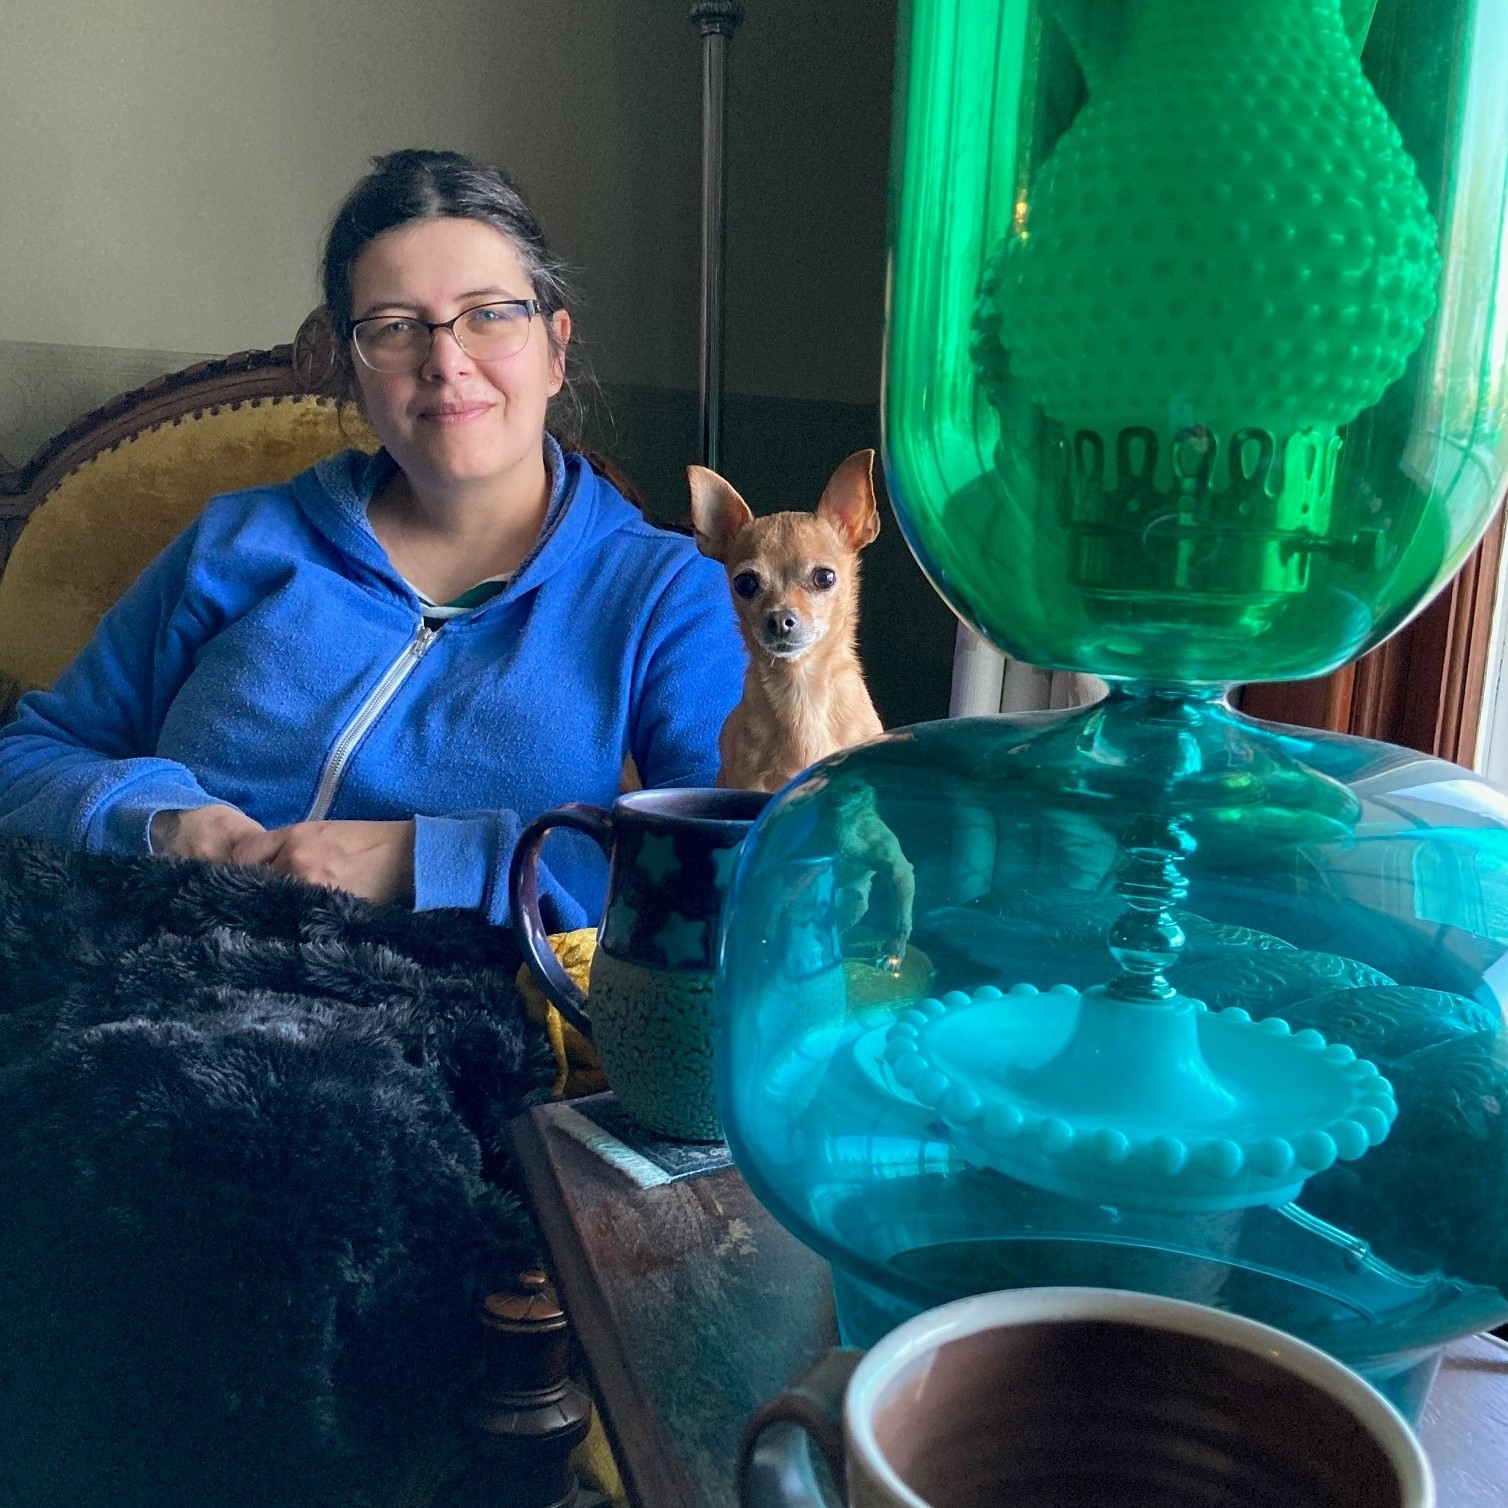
[[509, 788, 769, 1140]]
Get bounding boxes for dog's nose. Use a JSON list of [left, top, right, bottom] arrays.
[[766, 611, 799, 638]]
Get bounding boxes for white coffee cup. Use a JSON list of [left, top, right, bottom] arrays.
[[738, 1287, 1433, 1508]]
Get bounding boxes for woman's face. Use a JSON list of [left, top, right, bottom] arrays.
[[348, 216, 570, 498]]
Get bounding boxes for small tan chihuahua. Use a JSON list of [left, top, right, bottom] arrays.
[[689, 449, 884, 792], [690, 450, 914, 968]]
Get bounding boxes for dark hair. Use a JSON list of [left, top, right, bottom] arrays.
[[319, 148, 596, 444]]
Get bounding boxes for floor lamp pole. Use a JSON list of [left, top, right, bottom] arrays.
[[690, 1, 743, 472]]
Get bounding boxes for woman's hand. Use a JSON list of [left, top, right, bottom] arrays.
[[151, 804, 266, 863], [230, 820, 417, 905]]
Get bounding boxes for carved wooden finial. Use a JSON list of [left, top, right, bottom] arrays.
[[690, 1, 745, 37], [442, 1270, 592, 1508], [291, 308, 340, 396], [483, 1269, 567, 1329]]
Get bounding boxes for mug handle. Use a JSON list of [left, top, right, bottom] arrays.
[[738, 1348, 865, 1508], [508, 803, 614, 1041]]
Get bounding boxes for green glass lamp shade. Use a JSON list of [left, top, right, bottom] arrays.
[[886, 0, 1508, 682]]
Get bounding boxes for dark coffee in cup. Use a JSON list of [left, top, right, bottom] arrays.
[[877, 1319, 1406, 1508]]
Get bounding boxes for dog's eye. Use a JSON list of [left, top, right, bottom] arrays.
[[732, 570, 761, 599], [812, 567, 838, 590]]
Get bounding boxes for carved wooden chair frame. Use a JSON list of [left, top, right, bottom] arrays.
[[0, 322, 346, 565]]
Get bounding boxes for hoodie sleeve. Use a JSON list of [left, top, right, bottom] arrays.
[[411, 808, 588, 932], [0, 525, 228, 853], [628, 551, 745, 788]]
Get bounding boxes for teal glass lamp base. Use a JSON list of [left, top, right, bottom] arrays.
[[838, 0, 1508, 1423], [717, 693, 1508, 1414]]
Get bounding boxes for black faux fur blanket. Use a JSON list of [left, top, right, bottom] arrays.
[[0, 835, 557, 1508]]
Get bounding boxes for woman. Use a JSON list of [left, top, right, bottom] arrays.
[[0, 150, 744, 929]]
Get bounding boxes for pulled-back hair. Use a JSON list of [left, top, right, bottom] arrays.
[[320, 149, 592, 443]]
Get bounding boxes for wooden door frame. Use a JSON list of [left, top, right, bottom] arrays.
[[1239, 502, 1508, 764]]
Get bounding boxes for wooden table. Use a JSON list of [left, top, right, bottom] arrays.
[[511, 1098, 1508, 1508]]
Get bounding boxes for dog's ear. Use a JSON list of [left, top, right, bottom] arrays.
[[816, 450, 881, 552], [688, 465, 754, 561]]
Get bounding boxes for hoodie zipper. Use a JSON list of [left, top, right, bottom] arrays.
[[304, 624, 438, 821]]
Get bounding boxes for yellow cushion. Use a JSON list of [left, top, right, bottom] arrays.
[[517, 928, 611, 1101], [0, 396, 376, 694], [842, 939, 937, 1004]]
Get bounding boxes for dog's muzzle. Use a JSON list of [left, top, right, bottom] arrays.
[[759, 610, 817, 658]]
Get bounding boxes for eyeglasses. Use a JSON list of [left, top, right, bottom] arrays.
[[347, 299, 541, 372]]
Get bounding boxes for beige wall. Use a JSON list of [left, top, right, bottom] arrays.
[[724, 0, 895, 404], [0, 0, 894, 407]]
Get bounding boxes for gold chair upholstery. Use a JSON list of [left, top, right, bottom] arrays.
[[0, 337, 376, 698]]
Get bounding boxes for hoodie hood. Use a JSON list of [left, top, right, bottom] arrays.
[[289, 440, 645, 617]]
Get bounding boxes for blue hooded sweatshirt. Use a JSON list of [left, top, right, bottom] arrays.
[[0, 444, 746, 930]]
